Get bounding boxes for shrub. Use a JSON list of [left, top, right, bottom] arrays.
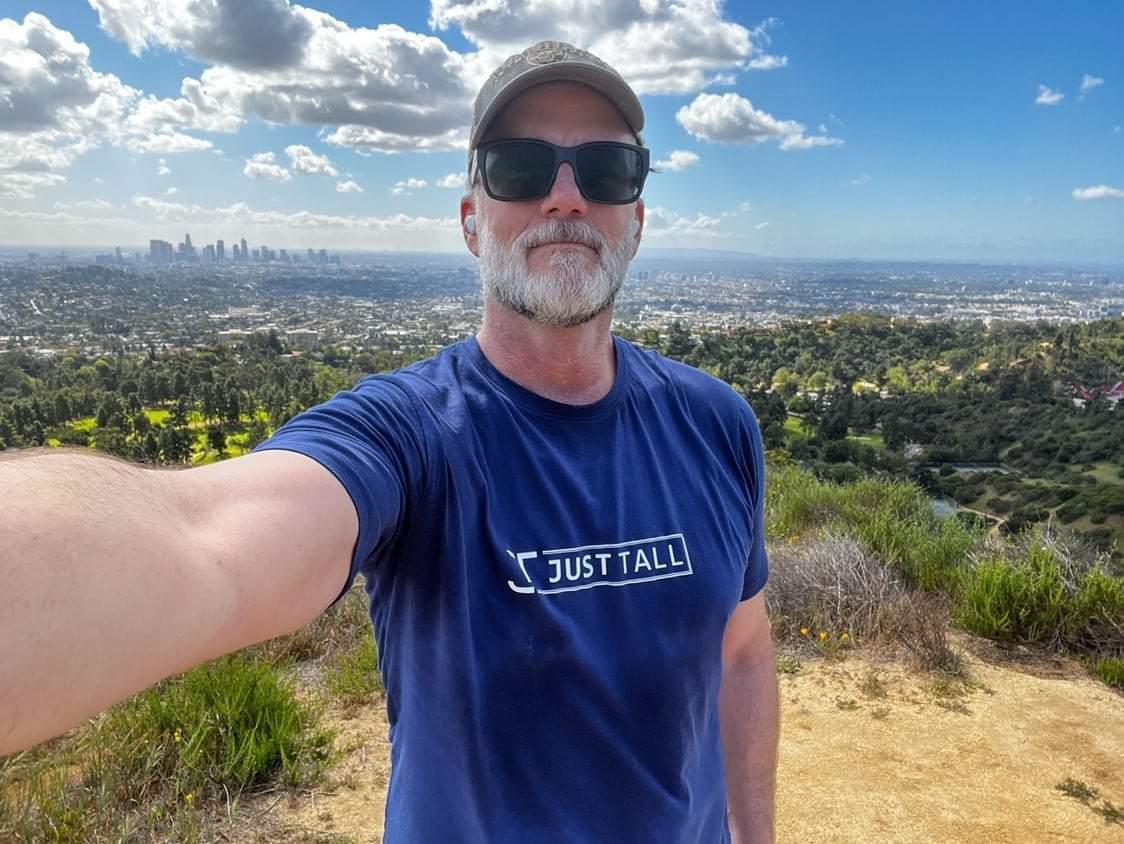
[[766, 532, 911, 643]]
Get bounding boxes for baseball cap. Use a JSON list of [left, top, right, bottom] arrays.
[[468, 41, 645, 173]]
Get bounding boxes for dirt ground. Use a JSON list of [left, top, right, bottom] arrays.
[[234, 639, 1124, 843]]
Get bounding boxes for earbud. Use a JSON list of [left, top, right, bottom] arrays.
[[464, 215, 476, 235]]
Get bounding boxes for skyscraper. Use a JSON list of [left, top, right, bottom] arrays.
[[240, 238, 248, 259], [216, 240, 225, 261]]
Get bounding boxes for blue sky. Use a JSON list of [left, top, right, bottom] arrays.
[[0, 0, 1121, 262]]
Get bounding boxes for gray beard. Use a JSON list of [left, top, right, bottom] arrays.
[[478, 217, 633, 328]]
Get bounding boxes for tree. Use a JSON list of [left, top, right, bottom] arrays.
[[207, 424, 227, 457]]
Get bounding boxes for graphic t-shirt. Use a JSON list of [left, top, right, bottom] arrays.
[[255, 335, 768, 843]]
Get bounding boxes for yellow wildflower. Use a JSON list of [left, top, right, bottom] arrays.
[[818, 631, 827, 641], [800, 627, 809, 637], [173, 728, 182, 744], [841, 633, 850, 642], [185, 793, 194, 805]]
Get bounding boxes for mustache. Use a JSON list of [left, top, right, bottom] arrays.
[[517, 220, 605, 254]]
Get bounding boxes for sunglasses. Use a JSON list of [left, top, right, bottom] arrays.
[[475, 138, 650, 204]]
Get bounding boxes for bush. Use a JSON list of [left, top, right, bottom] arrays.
[[766, 532, 910, 643]]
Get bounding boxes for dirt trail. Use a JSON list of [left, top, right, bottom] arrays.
[[243, 643, 1124, 843]]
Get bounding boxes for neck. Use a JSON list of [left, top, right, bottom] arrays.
[[476, 298, 617, 405]]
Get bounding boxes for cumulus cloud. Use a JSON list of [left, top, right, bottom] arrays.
[[0, 171, 67, 200], [430, 1, 780, 96], [643, 205, 723, 237], [88, 0, 313, 70], [54, 198, 112, 210], [391, 177, 428, 195], [754, 221, 769, 230], [243, 151, 291, 181], [849, 174, 871, 185], [676, 93, 843, 151], [157, 158, 170, 175], [284, 144, 337, 176], [437, 172, 466, 189], [653, 150, 700, 172], [1072, 185, 1124, 200], [91, 1, 475, 154], [1078, 73, 1103, 97], [336, 180, 363, 193], [746, 55, 787, 70], [166, 186, 179, 195], [1036, 84, 1064, 105]]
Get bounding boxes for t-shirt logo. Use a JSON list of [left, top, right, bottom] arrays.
[[506, 533, 693, 595]]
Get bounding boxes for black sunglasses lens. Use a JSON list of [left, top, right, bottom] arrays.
[[484, 142, 556, 199], [576, 145, 645, 202]]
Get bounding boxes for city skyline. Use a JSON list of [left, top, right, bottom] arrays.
[[0, 1, 1122, 262]]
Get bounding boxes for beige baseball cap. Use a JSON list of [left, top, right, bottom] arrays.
[[468, 41, 645, 172]]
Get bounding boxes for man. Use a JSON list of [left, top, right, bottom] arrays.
[[0, 41, 777, 843]]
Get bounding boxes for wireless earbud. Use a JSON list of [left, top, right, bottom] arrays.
[[464, 215, 477, 235]]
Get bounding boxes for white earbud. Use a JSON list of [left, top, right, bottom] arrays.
[[464, 215, 476, 235]]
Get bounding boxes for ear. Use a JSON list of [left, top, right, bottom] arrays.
[[460, 193, 479, 257], [629, 200, 644, 257]]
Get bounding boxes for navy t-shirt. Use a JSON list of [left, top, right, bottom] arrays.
[[255, 335, 768, 843]]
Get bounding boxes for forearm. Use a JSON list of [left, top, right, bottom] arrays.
[[0, 449, 234, 756], [719, 638, 780, 844]]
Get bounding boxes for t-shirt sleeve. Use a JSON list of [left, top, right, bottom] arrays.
[[739, 400, 769, 601], [252, 374, 426, 607]]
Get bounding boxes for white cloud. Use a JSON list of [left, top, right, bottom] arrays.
[[285, 144, 338, 176], [849, 174, 872, 186], [1036, 84, 1064, 106], [89, 0, 314, 70], [653, 150, 700, 172], [430, 2, 780, 96], [125, 131, 213, 154], [438, 172, 467, 189], [754, 221, 769, 230], [92, 1, 475, 154], [336, 180, 363, 193], [0, 172, 67, 200], [1079, 73, 1104, 97], [54, 199, 112, 210], [719, 200, 753, 218], [643, 205, 724, 237], [746, 55, 786, 71], [243, 151, 291, 181], [166, 186, 179, 195], [676, 93, 843, 151], [157, 158, 171, 176], [129, 193, 454, 233], [391, 177, 428, 195], [1072, 185, 1124, 200]]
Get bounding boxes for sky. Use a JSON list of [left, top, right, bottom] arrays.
[[0, 0, 1121, 263]]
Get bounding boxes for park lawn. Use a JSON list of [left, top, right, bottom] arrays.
[[1081, 461, 1124, 486], [848, 429, 885, 450]]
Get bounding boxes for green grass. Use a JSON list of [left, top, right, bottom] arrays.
[[1081, 462, 1124, 486], [0, 655, 335, 842], [325, 637, 381, 708], [848, 430, 885, 450], [1091, 657, 1124, 689]]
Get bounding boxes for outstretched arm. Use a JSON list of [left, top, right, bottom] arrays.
[[719, 590, 780, 844], [0, 448, 357, 756]]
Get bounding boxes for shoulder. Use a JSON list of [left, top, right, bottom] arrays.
[[619, 337, 759, 431]]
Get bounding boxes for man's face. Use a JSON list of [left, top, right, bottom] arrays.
[[467, 81, 644, 328]]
